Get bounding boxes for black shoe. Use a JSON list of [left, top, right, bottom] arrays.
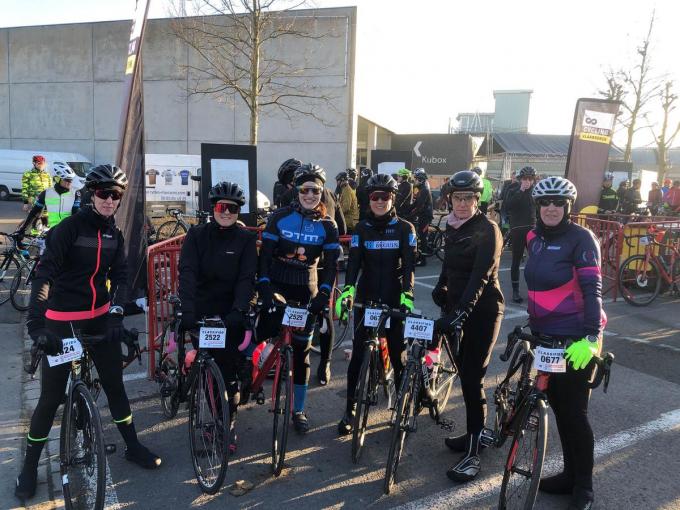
[[14, 468, 37, 500], [293, 412, 310, 434], [539, 471, 574, 494], [337, 411, 354, 436], [512, 289, 523, 303], [446, 432, 481, 483], [317, 360, 331, 386], [124, 443, 162, 469], [568, 486, 594, 510]]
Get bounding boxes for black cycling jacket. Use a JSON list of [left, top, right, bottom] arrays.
[[395, 180, 413, 219], [505, 185, 536, 229], [179, 222, 257, 318], [410, 182, 433, 223], [345, 209, 416, 307]]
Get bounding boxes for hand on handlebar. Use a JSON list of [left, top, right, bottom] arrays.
[[309, 287, 331, 315], [30, 328, 62, 356], [335, 285, 355, 320], [565, 339, 599, 370], [434, 310, 467, 334]]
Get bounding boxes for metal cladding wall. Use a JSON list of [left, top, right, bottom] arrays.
[[0, 7, 357, 197], [391, 134, 473, 176]]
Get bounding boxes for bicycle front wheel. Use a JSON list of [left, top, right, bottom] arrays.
[[188, 358, 229, 494], [10, 259, 35, 311], [272, 348, 292, 476], [384, 364, 416, 494], [0, 254, 20, 305], [352, 344, 375, 463], [618, 255, 662, 306], [157, 221, 187, 241], [498, 398, 548, 510], [61, 383, 106, 510]]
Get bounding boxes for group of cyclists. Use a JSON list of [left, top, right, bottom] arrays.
[[598, 174, 680, 216], [15, 154, 606, 510]]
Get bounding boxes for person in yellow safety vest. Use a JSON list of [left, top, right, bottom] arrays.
[[21, 155, 52, 231], [473, 167, 493, 214], [15, 162, 82, 238]]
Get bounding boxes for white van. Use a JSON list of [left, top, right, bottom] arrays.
[[0, 150, 92, 200]]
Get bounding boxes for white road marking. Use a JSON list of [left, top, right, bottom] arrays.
[[414, 281, 435, 289], [414, 275, 440, 280], [391, 407, 680, 510], [123, 371, 148, 382], [603, 330, 680, 353]]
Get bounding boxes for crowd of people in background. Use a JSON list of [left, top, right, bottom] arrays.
[[598, 175, 680, 216]]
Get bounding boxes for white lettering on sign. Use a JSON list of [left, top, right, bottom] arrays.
[[282, 307, 309, 328], [199, 327, 227, 349], [421, 156, 447, 164], [533, 346, 566, 373], [47, 338, 83, 367], [404, 317, 434, 341]]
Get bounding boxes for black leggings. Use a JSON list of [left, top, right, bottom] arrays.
[[454, 304, 503, 434], [29, 317, 132, 441], [510, 226, 532, 287], [547, 362, 595, 489]]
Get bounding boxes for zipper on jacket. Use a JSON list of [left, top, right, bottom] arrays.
[[88, 229, 102, 317]]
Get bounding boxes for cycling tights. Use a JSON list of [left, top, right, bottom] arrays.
[[510, 226, 532, 290]]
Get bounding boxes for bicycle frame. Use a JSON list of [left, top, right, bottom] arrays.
[[249, 326, 292, 411]]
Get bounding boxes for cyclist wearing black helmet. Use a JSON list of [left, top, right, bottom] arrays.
[[410, 168, 433, 266], [336, 173, 417, 434], [346, 167, 358, 190], [505, 165, 538, 303], [356, 167, 374, 220], [15, 165, 161, 501], [178, 181, 257, 453], [274, 158, 302, 208], [432, 170, 504, 483], [257, 164, 340, 433]]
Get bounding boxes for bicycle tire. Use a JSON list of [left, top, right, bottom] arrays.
[[618, 255, 662, 306], [157, 221, 187, 241], [158, 322, 181, 419], [10, 259, 35, 311], [311, 287, 349, 354], [0, 254, 20, 305], [498, 398, 548, 510], [384, 363, 416, 494], [61, 383, 106, 510], [271, 348, 292, 476], [434, 230, 445, 262], [431, 338, 457, 417], [188, 357, 229, 494], [351, 344, 375, 463], [493, 347, 528, 448]]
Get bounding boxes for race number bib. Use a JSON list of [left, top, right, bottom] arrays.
[[46, 338, 83, 367], [533, 347, 566, 373], [404, 317, 434, 342], [199, 327, 227, 349], [364, 308, 390, 328], [282, 307, 309, 328]]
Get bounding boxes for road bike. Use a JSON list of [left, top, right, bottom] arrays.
[[421, 212, 448, 261], [383, 313, 459, 494], [490, 325, 614, 510], [10, 234, 46, 311], [155, 209, 210, 242], [0, 232, 32, 305], [155, 295, 230, 494]]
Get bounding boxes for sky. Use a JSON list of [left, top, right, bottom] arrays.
[[3, 0, 680, 147]]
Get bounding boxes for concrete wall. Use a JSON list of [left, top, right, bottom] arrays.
[[0, 7, 356, 198]]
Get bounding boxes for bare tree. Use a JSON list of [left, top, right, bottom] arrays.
[[647, 81, 680, 181], [168, 0, 340, 145], [599, 11, 661, 162]]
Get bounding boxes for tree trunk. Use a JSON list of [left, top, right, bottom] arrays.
[[249, 0, 260, 145]]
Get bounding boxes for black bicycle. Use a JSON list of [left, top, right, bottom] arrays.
[[155, 295, 230, 494], [11, 235, 45, 311], [383, 315, 459, 494], [0, 232, 31, 305], [491, 326, 614, 510]]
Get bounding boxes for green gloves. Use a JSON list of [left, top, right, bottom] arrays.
[[565, 339, 598, 370], [335, 285, 355, 320], [400, 292, 414, 313]]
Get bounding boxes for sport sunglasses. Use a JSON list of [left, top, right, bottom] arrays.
[[94, 189, 124, 201], [214, 202, 240, 214], [298, 186, 322, 196], [536, 197, 567, 207], [369, 191, 393, 202]]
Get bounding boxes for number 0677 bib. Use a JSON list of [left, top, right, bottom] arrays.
[[533, 347, 566, 373]]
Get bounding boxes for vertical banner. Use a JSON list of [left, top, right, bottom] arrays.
[[116, 0, 151, 295], [565, 98, 621, 211]]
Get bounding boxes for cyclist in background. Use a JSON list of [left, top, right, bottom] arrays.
[[621, 178, 643, 215], [647, 181, 663, 215], [257, 164, 340, 433], [526, 176, 605, 510], [15, 165, 161, 501], [274, 158, 302, 208], [346, 167, 359, 190], [395, 168, 414, 220], [473, 167, 493, 214], [356, 167, 373, 220], [432, 170, 504, 483], [336, 171, 359, 232], [597, 173, 618, 214], [663, 180, 680, 212], [410, 168, 433, 267], [615, 180, 629, 212], [178, 181, 257, 453], [336, 173, 416, 435]]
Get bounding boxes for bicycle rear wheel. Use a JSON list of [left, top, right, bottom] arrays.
[[434, 230, 445, 261], [430, 339, 457, 418], [158, 322, 181, 419], [188, 358, 229, 494], [272, 348, 292, 476], [498, 398, 548, 510], [384, 364, 416, 494], [618, 255, 662, 306], [10, 259, 35, 311], [61, 383, 106, 510], [0, 254, 20, 305], [352, 345, 375, 463], [156, 221, 187, 241]]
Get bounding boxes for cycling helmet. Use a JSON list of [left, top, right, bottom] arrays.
[[413, 168, 428, 183], [52, 162, 76, 181], [360, 166, 373, 179], [294, 163, 326, 186], [209, 181, 246, 205], [277, 158, 302, 185], [532, 176, 577, 201], [336, 171, 348, 181], [519, 166, 537, 178], [85, 164, 128, 190], [604, 173, 614, 181], [346, 168, 358, 180], [397, 168, 411, 178], [33, 155, 45, 164], [471, 166, 483, 176], [448, 170, 484, 193], [366, 173, 398, 194]]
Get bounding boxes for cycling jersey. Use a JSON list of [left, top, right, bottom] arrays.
[[505, 186, 536, 229], [17, 184, 81, 233], [345, 209, 416, 306], [524, 221, 606, 337], [146, 168, 160, 186], [21, 168, 51, 205], [278, 187, 347, 236], [179, 169, 191, 185]]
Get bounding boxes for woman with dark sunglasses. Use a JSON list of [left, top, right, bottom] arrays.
[[526, 177, 605, 510], [178, 181, 257, 453], [257, 164, 340, 434], [335, 173, 417, 435], [15, 165, 161, 501], [432, 170, 504, 483]]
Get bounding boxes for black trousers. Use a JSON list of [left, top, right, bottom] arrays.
[[546, 362, 596, 489], [29, 316, 132, 440], [510, 226, 532, 287]]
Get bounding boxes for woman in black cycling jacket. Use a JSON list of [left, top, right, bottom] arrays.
[[335, 173, 417, 434], [432, 170, 504, 483], [15, 165, 161, 501], [178, 181, 257, 453], [256, 164, 340, 434]]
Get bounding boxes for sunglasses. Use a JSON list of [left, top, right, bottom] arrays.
[[94, 189, 123, 201], [451, 194, 477, 203], [214, 202, 240, 214], [369, 191, 392, 202], [537, 198, 567, 207], [298, 186, 322, 196]]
